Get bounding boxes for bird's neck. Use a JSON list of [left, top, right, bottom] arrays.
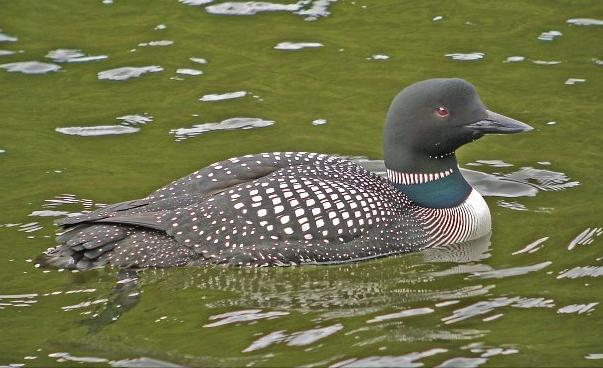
[[385, 153, 472, 208]]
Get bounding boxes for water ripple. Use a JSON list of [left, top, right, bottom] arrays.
[[567, 227, 602, 250], [442, 297, 554, 324], [512, 237, 548, 255], [565, 78, 585, 85], [137, 40, 174, 47], [366, 307, 434, 324], [537, 30, 562, 41], [557, 266, 603, 279], [0, 61, 61, 74], [46, 49, 108, 63], [274, 42, 323, 50], [199, 91, 246, 101], [0, 30, 18, 42], [203, 309, 289, 327], [567, 18, 603, 26], [436, 357, 487, 368], [243, 323, 343, 352], [503, 56, 525, 63], [557, 302, 598, 314], [445, 52, 484, 61], [330, 348, 448, 368], [176, 68, 203, 76], [56, 125, 140, 136], [469, 261, 552, 279], [170, 117, 274, 141], [97, 66, 163, 81]]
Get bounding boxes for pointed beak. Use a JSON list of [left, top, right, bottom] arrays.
[[466, 110, 533, 134]]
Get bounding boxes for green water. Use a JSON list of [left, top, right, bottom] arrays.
[[1, 0, 602, 366]]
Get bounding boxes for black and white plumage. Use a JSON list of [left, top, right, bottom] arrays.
[[42, 78, 531, 269]]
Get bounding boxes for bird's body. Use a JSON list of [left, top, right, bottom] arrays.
[[42, 79, 531, 269]]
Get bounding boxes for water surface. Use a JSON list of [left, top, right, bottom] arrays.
[[1, 1, 602, 366]]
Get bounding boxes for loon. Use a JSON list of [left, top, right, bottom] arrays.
[[42, 78, 532, 269]]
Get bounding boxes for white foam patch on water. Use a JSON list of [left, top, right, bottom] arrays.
[[170, 117, 274, 140], [199, 91, 247, 101], [445, 52, 484, 61], [567, 18, 603, 26], [0, 50, 16, 56], [567, 227, 602, 250], [0, 61, 61, 74], [274, 42, 323, 50], [532, 60, 561, 65], [55, 125, 140, 136], [203, 309, 288, 327], [190, 57, 208, 64], [138, 40, 174, 47], [565, 78, 585, 85], [366, 307, 434, 323], [312, 118, 327, 125], [0, 30, 18, 42], [557, 302, 598, 314], [97, 66, 163, 80], [538, 30, 562, 41], [176, 68, 203, 75], [330, 348, 448, 368], [46, 49, 108, 63], [503, 56, 525, 63]]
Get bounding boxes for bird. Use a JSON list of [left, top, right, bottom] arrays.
[[41, 78, 532, 270]]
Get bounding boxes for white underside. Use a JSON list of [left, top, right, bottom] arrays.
[[413, 188, 492, 248]]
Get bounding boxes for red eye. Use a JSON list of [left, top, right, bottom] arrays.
[[436, 106, 449, 117]]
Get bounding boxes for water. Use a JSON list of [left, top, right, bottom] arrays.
[[1, 1, 602, 366]]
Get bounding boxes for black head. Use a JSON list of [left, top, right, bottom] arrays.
[[383, 78, 532, 172]]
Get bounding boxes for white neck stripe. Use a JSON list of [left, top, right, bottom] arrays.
[[386, 168, 454, 185]]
